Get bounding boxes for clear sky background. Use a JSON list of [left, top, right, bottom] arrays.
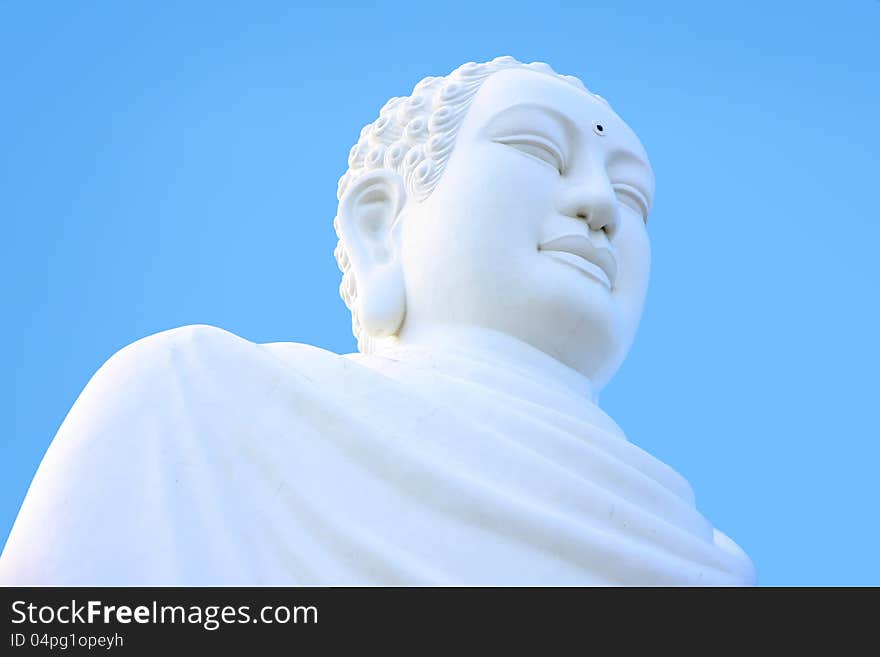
[[1, 1, 878, 585]]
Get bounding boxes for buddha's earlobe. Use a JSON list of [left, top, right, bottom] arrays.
[[336, 170, 407, 338]]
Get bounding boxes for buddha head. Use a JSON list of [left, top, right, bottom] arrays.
[[334, 56, 655, 391]]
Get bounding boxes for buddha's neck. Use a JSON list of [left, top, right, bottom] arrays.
[[381, 323, 598, 404]]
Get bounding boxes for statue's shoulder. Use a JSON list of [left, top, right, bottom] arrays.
[[87, 324, 248, 390], [44, 323, 355, 466], [106, 323, 250, 364], [88, 324, 347, 407], [1, 325, 348, 584]]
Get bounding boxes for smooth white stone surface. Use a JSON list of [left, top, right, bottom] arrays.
[[0, 325, 754, 585], [0, 57, 755, 585]]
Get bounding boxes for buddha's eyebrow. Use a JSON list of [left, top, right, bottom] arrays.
[[485, 103, 650, 171], [606, 148, 655, 205], [607, 148, 651, 172], [482, 103, 573, 135]]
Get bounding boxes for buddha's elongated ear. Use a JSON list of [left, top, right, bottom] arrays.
[[336, 170, 407, 338]]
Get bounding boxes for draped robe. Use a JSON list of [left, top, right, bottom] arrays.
[[0, 324, 755, 585]]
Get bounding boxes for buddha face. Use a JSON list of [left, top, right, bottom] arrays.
[[397, 69, 654, 388], [338, 67, 654, 389]]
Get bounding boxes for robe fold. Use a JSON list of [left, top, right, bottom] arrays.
[[0, 324, 755, 585]]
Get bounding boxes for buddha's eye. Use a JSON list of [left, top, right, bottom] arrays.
[[613, 183, 649, 222], [493, 135, 565, 174]]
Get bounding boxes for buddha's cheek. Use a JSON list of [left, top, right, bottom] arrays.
[[597, 223, 650, 381], [615, 219, 651, 328], [400, 152, 560, 325]]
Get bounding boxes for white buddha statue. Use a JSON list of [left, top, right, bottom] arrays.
[[0, 57, 755, 585]]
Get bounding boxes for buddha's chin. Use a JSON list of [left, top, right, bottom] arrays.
[[560, 339, 622, 387], [515, 305, 623, 385]]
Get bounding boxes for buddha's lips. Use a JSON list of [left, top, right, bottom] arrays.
[[538, 234, 618, 289]]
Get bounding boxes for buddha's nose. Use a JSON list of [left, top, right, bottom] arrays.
[[560, 173, 619, 237]]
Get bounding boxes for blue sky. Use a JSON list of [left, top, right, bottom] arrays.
[[1, 1, 878, 585]]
